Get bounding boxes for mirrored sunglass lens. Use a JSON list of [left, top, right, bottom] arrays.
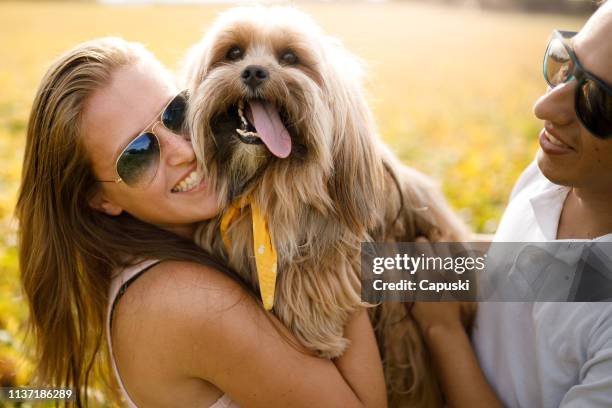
[[545, 39, 573, 86], [576, 80, 612, 138], [116, 133, 160, 187], [162, 94, 187, 132]]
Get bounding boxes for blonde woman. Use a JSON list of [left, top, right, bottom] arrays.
[[16, 37, 386, 408]]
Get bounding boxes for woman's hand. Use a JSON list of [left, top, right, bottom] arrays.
[[411, 237, 476, 335], [411, 301, 477, 338], [408, 237, 502, 408]]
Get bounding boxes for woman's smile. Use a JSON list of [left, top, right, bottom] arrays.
[[171, 167, 205, 193]]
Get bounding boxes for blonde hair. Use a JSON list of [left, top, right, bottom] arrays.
[[186, 7, 468, 406], [16, 37, 237, 406]]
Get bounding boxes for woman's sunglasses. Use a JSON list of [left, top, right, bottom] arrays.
[[97, 91, 188, 188], [543, 30, 612, 139]]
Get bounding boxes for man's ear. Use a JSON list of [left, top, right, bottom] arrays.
[[89, 189, 123, 216]]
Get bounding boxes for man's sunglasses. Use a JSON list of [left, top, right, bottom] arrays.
[[543, 30, 612, 139], [97, 91, 188, 188]]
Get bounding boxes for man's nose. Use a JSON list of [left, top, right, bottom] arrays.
[[241, 65, 269, 90], [533, 81, 577, 127]]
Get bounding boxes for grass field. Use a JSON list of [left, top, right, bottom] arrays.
[[0, 0, 585, 395]]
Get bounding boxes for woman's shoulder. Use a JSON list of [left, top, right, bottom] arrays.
[[112, 259, 280, 367], [110, 260, 255, 405], [114, 260, 254, 340]]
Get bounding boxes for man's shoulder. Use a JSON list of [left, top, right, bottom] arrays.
[[535, 302, 612, 348]]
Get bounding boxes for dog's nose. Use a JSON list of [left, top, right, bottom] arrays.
[[241, 65, 269, 89]]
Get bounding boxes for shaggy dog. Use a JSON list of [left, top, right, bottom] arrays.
[[184, 7, 468, 407]]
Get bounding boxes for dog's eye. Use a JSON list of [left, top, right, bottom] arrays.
[[280, 50, 298, 65], [226, 46, 244, 61]]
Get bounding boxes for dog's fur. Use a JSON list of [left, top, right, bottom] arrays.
[[184, 7, 469, 407]]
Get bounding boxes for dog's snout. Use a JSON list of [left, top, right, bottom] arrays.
[[241, 65, 269, 89]]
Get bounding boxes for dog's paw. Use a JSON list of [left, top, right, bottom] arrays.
[[317, 343, 349, 360], [302, 333, 350, 359]]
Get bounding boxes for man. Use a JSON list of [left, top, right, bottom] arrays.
[[413, 2, 612, 406]]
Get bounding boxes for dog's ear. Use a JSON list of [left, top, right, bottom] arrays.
[[322, 39, 384, 234], [180, 39, 212, 178], [180, 40, 212, 94]]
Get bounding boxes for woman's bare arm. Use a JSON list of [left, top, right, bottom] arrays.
[[409, 237, 500, 407], [112, 261, 386, 408], [333, 307, 387, 408], [411, 302, 502, 408]]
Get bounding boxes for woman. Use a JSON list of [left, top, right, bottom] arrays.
[[412, 1, 612, 407], [16, 37, 386, 408]]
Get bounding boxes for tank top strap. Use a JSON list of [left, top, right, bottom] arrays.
[[106, 259, 160, 408]]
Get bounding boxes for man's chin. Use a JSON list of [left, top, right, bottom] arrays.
[[536, 150, 576, 187]]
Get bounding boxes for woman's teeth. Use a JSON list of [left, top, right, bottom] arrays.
[[171, 170, 203, 193]]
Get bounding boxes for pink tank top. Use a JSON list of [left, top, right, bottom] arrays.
[[106, 260, 240, 408]]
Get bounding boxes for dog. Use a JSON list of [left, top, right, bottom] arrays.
[[183, 7, 469, 407]]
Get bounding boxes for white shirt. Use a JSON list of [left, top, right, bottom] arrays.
[[472, 161, 612, 408]]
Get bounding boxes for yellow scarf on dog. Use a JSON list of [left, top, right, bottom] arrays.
[[220, 197, 277, 311]]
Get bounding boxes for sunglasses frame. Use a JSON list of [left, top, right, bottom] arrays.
[[543, 30, 612, 138], [96, 90, 188, 187]]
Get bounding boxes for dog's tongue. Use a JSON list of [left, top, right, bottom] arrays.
[[246, 100, 291, 158]]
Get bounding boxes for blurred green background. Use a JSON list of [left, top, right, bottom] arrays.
[[0, 0, 586, 401]]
